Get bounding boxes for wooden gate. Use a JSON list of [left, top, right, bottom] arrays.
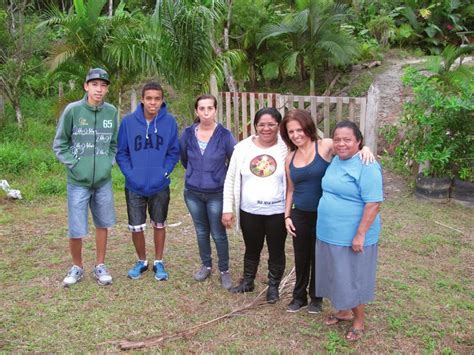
[[217, 85, 379, 153]]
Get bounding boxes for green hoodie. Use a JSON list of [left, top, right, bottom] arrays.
[[53, 95, 119, 188]]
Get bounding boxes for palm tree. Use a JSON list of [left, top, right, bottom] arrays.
[[425, 43, 474, 86], [42, 0, 159, 112], [153, 0, 244, 93], [258, 0, 359, 95]]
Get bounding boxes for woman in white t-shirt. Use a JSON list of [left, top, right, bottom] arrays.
[[222, 107, 288, 304]]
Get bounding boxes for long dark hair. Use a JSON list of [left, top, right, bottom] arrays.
[[280, 109, 317, 151]]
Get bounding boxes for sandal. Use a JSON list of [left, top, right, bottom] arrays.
[[346, 327, 364, 341], [324, 313, 354, 326]]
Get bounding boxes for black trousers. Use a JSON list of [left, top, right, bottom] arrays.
[[239, 210, 287, 269], [290, 208, 321, 303]]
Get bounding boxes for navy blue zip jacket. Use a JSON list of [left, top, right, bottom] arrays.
[[117, 102, 179, 197], [180, 123, 236, 193]]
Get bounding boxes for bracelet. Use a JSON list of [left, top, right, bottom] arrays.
[[284, 216, 291, 220]]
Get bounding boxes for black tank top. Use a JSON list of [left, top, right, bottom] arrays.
[[289, 142, 330, 212]]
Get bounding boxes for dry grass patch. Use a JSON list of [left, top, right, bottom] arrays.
[[0, 170, 472, 352]]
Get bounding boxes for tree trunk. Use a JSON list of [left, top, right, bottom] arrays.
[[309, 67, 315, 96], [13, 96, 22, 127], [249, 63, 257, 92], [298, 54, 306, 81], [222, 0, 237, 92], [118, 88, 122, 119], [109, 0, 113, 17]]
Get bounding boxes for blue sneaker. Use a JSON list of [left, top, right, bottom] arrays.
[[128, 260, 149, 279], [153, 261, 168, 281]]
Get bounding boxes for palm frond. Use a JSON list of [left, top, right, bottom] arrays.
[[283, 51, 300, 76], [262, 62, 279, 80]]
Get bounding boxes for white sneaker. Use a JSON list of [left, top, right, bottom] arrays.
[[63, 265, 84, 287], [93, 264, 113, 286]]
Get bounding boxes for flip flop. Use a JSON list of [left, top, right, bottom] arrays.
[[346, 327, 364, 341], [324, 314, 354, 326]]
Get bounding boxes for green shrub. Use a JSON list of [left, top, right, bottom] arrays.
[[37, 176, 65, 195], [357, 39, 384, 62], [367, 14, 396, 47], [394, 67, 474, 178], [0, 143, 31, 174]]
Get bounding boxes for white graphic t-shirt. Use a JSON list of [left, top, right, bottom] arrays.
[[240, 141, 285, 215]]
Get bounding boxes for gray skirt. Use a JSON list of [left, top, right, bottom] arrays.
[[315, 239, 378, 310]]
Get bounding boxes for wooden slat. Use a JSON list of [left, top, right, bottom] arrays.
[[225, 92, 231, 131], [216, 92, 224, 123], [267, 93, 273, 107], [258, 93, 264, 109], [218, 93, 223, 123], [241, 93, 248, 139], [349, 98, 355, 121], [314, 102, 320, 123], [277, 94, 285, 117], [310, 97, 317, 127], [298, 96, 305, 109], [359, 96, 367, 134], [233, 92, 239, 139], [336, 97, 343, 122], [218, 91, 369, 142], [250, 93, 256, 136], [287, 94, 294, 109], [324, 97, 330, 137]]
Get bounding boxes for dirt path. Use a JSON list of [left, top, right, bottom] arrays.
[[371, 55, 424, 155]]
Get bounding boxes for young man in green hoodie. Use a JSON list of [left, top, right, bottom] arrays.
[[53, 68, 119, 287]]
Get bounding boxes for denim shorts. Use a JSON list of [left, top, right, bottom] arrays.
[[125, 187, 170, 232], [67, 180, 116, 239]]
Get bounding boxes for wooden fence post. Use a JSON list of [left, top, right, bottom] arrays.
[[130, 89, 137, 112], [365, 84, 379, 154]]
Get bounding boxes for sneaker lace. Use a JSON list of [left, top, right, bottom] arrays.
[[155, 262, 165, 273], [68, 266, 81, 276], [134, 261, 144, 270], [96, 264, 109, 275]]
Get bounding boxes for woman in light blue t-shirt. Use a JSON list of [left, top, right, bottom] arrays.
[[316, 120, 383, 342]]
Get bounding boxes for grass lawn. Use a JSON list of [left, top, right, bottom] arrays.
[[0, 169, 472, 352]]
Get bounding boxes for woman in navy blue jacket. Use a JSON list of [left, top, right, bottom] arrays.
[[180, 94, 236, 289]]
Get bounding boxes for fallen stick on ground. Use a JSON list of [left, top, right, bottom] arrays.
[[116, 268, 296, 350], [434, 220, 465, 234]]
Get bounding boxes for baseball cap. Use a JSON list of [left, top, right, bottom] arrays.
[[85, 68, 110, 84]]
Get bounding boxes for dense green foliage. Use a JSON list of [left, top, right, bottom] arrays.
[[392, 67, 474, 179], [0, 0, 473, 199]]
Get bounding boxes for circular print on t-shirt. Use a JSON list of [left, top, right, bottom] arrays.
[[249, 154, 277, 177]]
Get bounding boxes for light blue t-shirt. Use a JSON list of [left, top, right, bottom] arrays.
[[317, 155, 383, 247]]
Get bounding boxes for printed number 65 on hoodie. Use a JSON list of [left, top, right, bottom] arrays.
[[103, 120, 113, 128]]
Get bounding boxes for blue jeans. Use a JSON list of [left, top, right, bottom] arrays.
[[184, 188, 229, 271], [67, 180, 116, 238]]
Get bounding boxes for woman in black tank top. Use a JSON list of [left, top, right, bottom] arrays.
[[280, 109, 374, 314]]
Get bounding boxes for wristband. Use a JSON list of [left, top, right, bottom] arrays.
[[284, 216, 291, 220]]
